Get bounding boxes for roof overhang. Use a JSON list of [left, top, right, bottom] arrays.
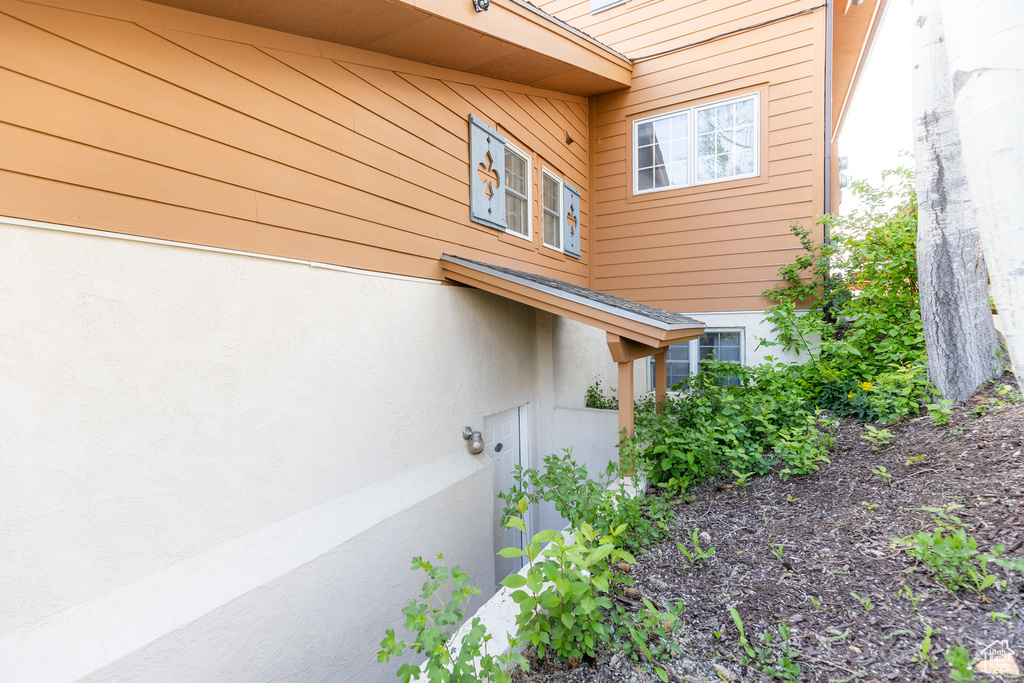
[[832, 0, 888, 141], [144, 0, 633, 95], [441, 255, 705, 349]]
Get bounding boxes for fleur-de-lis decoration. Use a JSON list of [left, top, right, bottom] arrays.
[[477, 150, 500, 199], [566, 200, 577, 237]]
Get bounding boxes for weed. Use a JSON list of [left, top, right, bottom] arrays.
[[893, 505, 1004, 596], [730, 609, 801, 682], [910, 625, 937, 669], [943, 644, 974, 682], [850, 592, 875, 612], [871, 465, 893, 485], [861, 425, 894, 451], [786, 494, 798, 503], [585, 380, 619, 410], [862, 501, 878, 512], [896, 584, 922, 611], [611, 598, 683, 683], [925, 399, 954, 425], [732, 469, 752, 487], [904, 453, 927, 466], [989, 611, 1012, 627], [808, 595, 823, 610], [772, 543, 785, 562], [677, 528, 716, 567]]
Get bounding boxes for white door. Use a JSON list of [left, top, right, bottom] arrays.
[[482, 406, 526, 586]]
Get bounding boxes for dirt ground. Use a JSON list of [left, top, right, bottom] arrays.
[[515, 373, 1024, 683]]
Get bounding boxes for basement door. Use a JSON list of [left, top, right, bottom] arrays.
[[482, 405, 528, 586]]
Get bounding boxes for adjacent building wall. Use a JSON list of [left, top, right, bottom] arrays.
[[0, 217, 624, 681], [540, 0, 828, 313], [0, 0, 591, 285]]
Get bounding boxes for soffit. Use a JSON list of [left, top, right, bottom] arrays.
[[441, 255, 705, 349], [832, 0, 887, 140], [143, 0, 632, 95]]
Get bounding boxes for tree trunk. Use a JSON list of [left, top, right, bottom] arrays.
[[936, 0, 1024, 391], [911, 0, 1000, 403]]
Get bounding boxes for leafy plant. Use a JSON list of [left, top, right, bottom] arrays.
[[378, 554, 522, 683], [585, 380, 619, 410], [850, 592, 875, 612], [861, 425, 894, 451], [862, 501, 878, 512], [498, 450, 674, 554], [732, 469, 752, 487], [925, 399, 954, 426], [500, 514, 634, 661], [676, 528, 716, 567], [760, 170, 929, 424], [730, 609, 802, 682], [904, 453, 927, 466], [896, 584, 922, 611], [911, 625, 937, 669], [893, 505, 1004, 595], [872, 465, 893, 486], [944, 644, 974, 682], [611, 597, 684, 682]]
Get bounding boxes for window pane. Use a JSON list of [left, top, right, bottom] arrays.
[[696, 96, 757, 183], [542, 172, 560, 247], [506, 194, 527, 236], [635, 111, 688, 191], [505, 149, 527, 196]]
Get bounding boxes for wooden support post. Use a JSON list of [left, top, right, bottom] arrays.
[[654, 349, 667, 414], [617, 359, 634, 474]]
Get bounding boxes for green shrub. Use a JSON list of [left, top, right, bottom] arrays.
[[632, 360, 832, 489], [584, 380, 619, 410], [378, 555, 523, 683], [498, 449, 674, 554], [500, 517, 633, 660], [761, 169, 929, 423]]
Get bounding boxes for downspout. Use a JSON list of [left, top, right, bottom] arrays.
[[824, 0, 834, 239]]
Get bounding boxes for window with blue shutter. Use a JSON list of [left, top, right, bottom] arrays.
[[468, 115, 507, 231], [562, 181, 581, 258]]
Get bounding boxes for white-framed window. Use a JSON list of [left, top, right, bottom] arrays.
[[504, 142, 531, 240], [649, 330, 744, 389], [634, 93, 759, 195], [541, 168, 562, 251]]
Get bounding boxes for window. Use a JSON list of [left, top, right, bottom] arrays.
[[634, 93, 759, 195], [649, 330, 744, 389], [504, 143, 531, 239], [542, 169, 562, 250], [591, 0, 629, 13]]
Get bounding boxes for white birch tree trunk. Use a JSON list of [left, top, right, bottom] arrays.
[[911, 0, 1000, 403], [937, 0, 1024, 391]]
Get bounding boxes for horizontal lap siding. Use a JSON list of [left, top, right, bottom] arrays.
[[0, 0, 589, 283], [577, 3, 826, 313]]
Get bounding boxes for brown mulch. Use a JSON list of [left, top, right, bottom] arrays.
[[515, 374, 1024, 683]]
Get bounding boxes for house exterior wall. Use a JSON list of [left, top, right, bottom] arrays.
[[0, 216, 619, 681], [540, 0, 828, 313], [0, 0, 591, 285]]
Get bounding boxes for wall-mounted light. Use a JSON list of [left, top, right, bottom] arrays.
[[472, 0, 490, 12], [463, 426, 485, 455]]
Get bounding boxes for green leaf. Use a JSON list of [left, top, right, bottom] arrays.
[[497, 547, 526, 558], [501, 573, 527, 589]]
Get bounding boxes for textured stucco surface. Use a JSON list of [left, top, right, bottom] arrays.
[[0, 220, 592, 681]]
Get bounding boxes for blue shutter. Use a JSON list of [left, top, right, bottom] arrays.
[[562, 181, 581, 258], [468, 115, 506, 231]]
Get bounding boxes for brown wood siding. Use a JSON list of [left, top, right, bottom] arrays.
[[536, 0, 819, 59], [0, 0, 591, 284], [587, 7, 827, 313]]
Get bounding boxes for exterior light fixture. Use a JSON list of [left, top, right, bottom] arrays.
[[472, 0, 490, 12], [463, 426, 485, 454]]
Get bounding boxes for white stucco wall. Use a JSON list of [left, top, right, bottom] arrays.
[[0, 218, 583, 682]]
